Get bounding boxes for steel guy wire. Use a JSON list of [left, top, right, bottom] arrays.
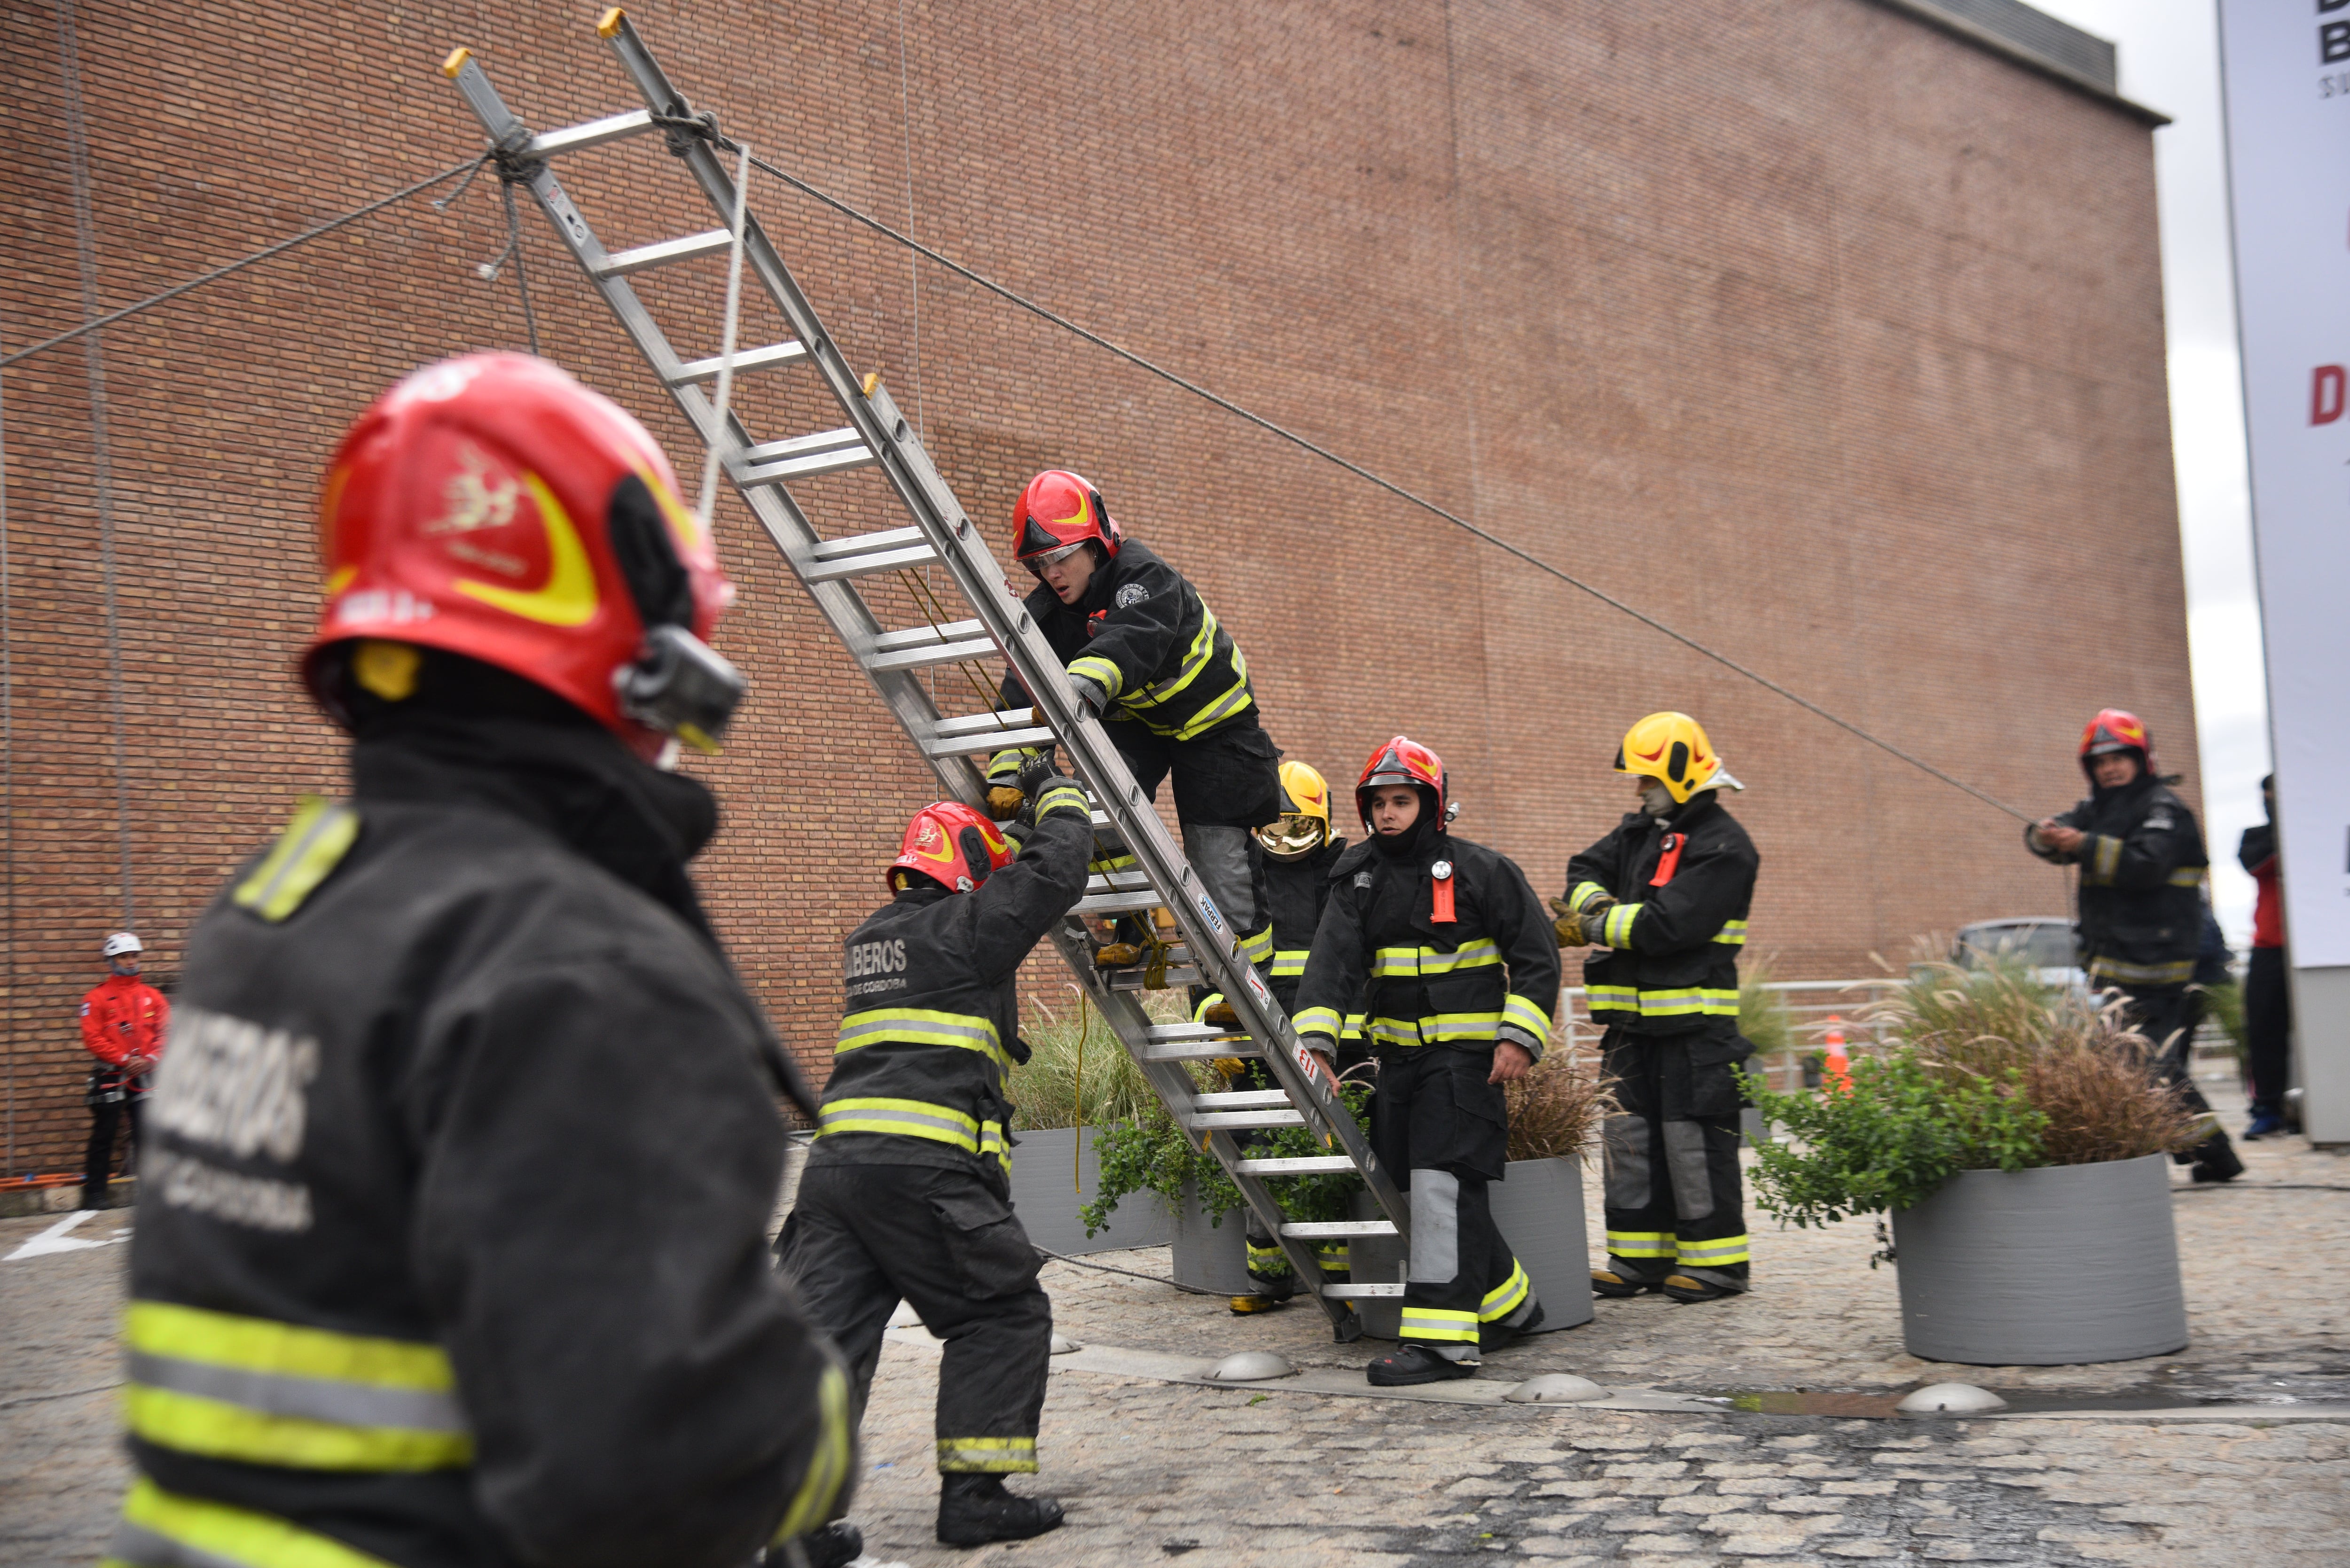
[[54, 0, 135, 926], [0, 156, 485, 372], [493, 181, 542, 357], [738, 149, 2036, 826]]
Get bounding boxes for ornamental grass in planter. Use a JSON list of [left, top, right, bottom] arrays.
[[1745, 958, 2203, 1365]]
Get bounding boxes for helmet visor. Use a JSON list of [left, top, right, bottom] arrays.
[[1026, 539, 1090, 569], [1254, 813, 1325, 860]]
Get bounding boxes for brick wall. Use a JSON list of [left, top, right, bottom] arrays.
[[0, 0, 2190, 1171]]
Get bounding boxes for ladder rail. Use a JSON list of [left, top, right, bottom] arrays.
[[444, 20, 1414, 1330]]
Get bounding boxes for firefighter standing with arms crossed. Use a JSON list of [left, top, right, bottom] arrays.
[[1559, 712, 1761, 1304], [80, 930, 168, 1210], [777, 757, 1094, 1548], [1291, 738, 1556, 1384], [107, 355, 854, 1568], [2025, 709, 2242, 1182], [985, 470, 1284, 981]]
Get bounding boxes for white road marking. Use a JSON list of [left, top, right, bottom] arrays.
[[5, 1210, 129, 1261]]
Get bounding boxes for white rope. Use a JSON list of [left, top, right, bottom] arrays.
[[696, 141, 753, 534]]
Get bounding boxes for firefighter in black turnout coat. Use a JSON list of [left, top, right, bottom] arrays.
[[1560, 712, 1761, 1304], [110, 357, 854, 1568], [777, 761, 1095, 1546], [2026, 709, 2242, 1182], [1292, 738, 1558, 1386]]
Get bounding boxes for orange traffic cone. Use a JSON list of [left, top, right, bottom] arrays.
[[1821, 1016, 1851, 1093]]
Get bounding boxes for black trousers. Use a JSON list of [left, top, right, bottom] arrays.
[[1369, 1047, 1534, 1349], [2116, 984, 2239, 1175], [83, 1095, 141, 1205], [2245, 946, 2292, 1116], [1600, 1029, 1750, 1287], [776, 1161, 1053, 1476]]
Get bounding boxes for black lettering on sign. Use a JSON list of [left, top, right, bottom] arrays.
[[2325, 19, 2350, 62]]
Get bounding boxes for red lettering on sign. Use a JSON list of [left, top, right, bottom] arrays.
[[2313, 365, 2346, 426]]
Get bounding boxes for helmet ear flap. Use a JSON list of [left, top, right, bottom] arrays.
[[958, 826, 995, 887], [607, 473, 693, 631]]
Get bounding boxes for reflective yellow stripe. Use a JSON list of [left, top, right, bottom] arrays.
[[1367, 1011, 1509, 1048], [1586, 988, 1739, 1019], [937, 1435, 1038, 1474], [1606, 1231, 1676, 1259], [1370, 940, 1500, 977], [985, 746, 1044, 782], [1398, 1307, 1480, 1343], [1270, 950, 1309, 977], [1123, 602, 1220, 710], [109, 1480, 398, 1568], [232, 798, 360, 923], [980, 1120, 1010, 1177], [774, 1361, 854, 1541], [2087, 834, 2123, 882], [123, 1302, 470, 1473], [1712, 919, 1748, 946], [1480, 1259, 1531, 1322], [2166, 867, 2204, 888], [2087, 956, 2196, 987], [1066, 654, 1123, 700], [1587, 984, 1639, 1012], [1675, 1235, 1751, 1266], [817, 1096, 983, 1153], [1569, 881, 1611, 913], [1166, 673, 1253, 740], [1033, 784, 1091, 822], [1239, 925, 1275, 965], [1602, 903, 1641, 948], [836, 1009, 1007, 1071], [1293, 1006, 1343, 1041], [1192, 992, 1227, 1024], [1315, 1243, 1351, 1270], [1501, 993, 1551, 1041]]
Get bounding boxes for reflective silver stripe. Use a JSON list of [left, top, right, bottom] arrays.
[[109, 1519, 251, 1568], [126, 1351, 469, 1435]]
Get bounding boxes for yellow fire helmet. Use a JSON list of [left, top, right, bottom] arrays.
[[1255, 759, 1333, 860], [1613, 711, 1744, 805]]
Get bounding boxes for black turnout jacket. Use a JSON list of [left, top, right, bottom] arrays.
[[120, 713, 849, 1568], [810, 785, 1094, 1191], [1293, 830, 1559, 1057], [1564, 790, 1758, 1037], [2028, 772, 2209, 987], [995, 539, 1254, 746], [1263, 835, 1348, 1012]]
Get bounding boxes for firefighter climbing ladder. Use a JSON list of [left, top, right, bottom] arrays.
[[443, 9, 1409, 1335]]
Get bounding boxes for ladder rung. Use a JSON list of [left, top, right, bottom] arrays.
[[667, 340, 809, 385], [526, 108, 655, 158], [1193, 1090, 1294, 1110], [1141, 1036, 1253, 1060], [1085, 870, 1154, 896], [593, 228, 735, 277], [1147, 1023, 1247, 1044], [803, 526, 939, 583], [865, 621, 995, 673], [740, 445, 878, 486], [922, 710, 1057, 757], [1281, 1220, 1397, 1238], [1235, 1155, 1353, 1174], [744, 426, 866, 464], [1188, 1110, 1307, 1131], [1322, 1283, 1407, 1299], [1073, 889, 1167, 915]]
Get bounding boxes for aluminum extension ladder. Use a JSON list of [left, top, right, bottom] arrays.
[[441, 9, 1406, 1334]]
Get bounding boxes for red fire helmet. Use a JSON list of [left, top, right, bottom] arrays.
[[1355, 735, 1449, 830], [1011, 469, 1120, 570], [304, 353, 736, 758], [2079, 708, 2153, 776], [890, 801, 1017, 892]]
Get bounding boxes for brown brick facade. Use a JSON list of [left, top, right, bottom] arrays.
[[0, 0, 2189, 1172]]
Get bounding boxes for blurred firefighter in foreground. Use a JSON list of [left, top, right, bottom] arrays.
[[986, 469, 1282, 983], [1559, 712, 1761, 1304], [107, 355, 854, 1568], [2027, 709, 2243, 1182], [1195, 760, 1359, 1312], [777, 758, 1093, 1547], [1292, 738, 1557, 1384], [80, 930, 168, 1210]]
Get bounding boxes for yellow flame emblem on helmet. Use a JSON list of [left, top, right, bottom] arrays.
[[453, 472, 600, 627]]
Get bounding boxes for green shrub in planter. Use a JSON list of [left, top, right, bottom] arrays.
[[1079, 1075, 1373, 1236]]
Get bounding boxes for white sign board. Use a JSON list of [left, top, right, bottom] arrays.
[[2219, 0, 2350, 967]]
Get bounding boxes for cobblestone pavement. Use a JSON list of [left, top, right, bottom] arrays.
[[7, 1083, 2346, 1567]]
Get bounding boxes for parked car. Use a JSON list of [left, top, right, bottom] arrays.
[[1938, 917, 2085, 992]]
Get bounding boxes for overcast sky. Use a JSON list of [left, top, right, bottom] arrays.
[[2019, 0, 2269, 943]]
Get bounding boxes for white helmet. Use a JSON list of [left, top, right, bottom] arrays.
[[102, 932, 143, 959]]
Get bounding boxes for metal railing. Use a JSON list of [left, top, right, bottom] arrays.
[[1557, 978, 1904, 1091]]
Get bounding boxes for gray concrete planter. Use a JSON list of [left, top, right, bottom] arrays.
[[1004, 1126, 1174, 1258], [1889, 1152, 2187, 1366], [1170, 1158, 1595, 1334]]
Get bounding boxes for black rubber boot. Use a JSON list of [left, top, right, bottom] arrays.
[[1592, 1259, 1671, 1298], [1661, 1272, 1746, 1303], [937, 1473, 1065, 1547], [2190, 1129, 2245, 1184], [791, 1520, 863, 1568], [1480, 1299, 1545, 1351], [1365, 1343, 1478, 1387]]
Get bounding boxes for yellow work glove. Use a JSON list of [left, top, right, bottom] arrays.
[[985, 786, 1026, 820]]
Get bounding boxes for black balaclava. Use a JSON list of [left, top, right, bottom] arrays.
[[1368, 783, 1442, 861]]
